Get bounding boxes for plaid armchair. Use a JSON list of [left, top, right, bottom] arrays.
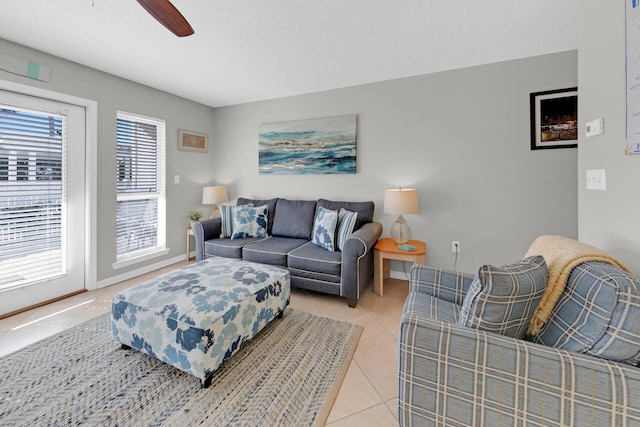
[[398, 264, 640, 427]]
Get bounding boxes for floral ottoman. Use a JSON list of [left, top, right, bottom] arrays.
[[110, 257, 290, 387]]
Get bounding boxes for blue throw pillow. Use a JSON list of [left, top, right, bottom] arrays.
[[231, 204, 268, 239], [311, 206, 338, 251], [458, 255, 548, 339], [219, 203, 252, 238], [336, 208, 358, 251]]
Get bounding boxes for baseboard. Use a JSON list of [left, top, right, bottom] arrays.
[[390, 270, 411, 281]]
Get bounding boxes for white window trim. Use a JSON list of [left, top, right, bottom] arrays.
[[113, 110, 166, 268], [0, 79, 98, 292], [112, 247, 170, 270]]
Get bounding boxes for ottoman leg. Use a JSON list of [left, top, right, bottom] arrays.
[[121, 344, 131, 350], [276, 310, 284, 319], [202, 375, 213, 389]]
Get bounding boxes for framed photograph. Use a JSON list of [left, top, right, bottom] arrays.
[[530, 88, 578, 150], [178, 129, 208, 153]]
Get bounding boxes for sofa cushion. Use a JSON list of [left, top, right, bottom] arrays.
[[317, 199, 373, 231], [311, 206, 338, 251], [288, 241, 342, 277], [231, 204, 268, 239], [237, 197, 278, 234], [336, 208, 358, 251], [204, 237, 266, 259], [458, 255, 547, 339], [271, 199, 317, 239], [288, 267, 341, 285], [534, 262, 640, 366], [242, 236, 307, 267]]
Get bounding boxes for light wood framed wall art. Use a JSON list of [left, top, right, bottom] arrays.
[[178, 129, 208, 153]]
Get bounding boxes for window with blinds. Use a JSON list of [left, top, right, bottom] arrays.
[[0, 106, 65, 289], [116, 112, 166, 261]]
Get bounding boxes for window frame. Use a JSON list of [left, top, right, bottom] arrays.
[[112, 111, 167, 269]]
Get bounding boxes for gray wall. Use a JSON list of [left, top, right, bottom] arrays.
[[213, 51, 578, 274], [577, 2, 640, 274], [0, 38, 219, 284], [0, 37, 582, 284]]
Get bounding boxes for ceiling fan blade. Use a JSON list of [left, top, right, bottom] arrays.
[[136, 0, 194, 37]]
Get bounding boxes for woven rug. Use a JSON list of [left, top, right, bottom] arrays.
[[0, 308, 362, 426]]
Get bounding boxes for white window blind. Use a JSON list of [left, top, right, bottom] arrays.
[[0, 106, 65, 289], [116, 111, 166, 261]]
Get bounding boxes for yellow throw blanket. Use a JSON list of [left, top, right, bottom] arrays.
[[525, 235, 633, 335]]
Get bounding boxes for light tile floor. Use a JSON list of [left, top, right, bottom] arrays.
[[0, 260, 410, 427]]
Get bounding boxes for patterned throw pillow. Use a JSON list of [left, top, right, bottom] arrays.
[[220, 203, 252, 238], [458, 255, 548, 339], [311, 206, 338, 251], [335, 208, 358, 251], [533, 262, 640, 366], [231, 204, 268, 239]]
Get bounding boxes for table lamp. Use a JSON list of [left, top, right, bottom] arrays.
[[202, 185, 229, 219], [384, 188, 419, 244]]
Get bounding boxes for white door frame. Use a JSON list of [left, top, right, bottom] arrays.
[[0, 79, 98, 295]]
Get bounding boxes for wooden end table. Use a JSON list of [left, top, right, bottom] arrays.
[[374, 237, 426, 296]]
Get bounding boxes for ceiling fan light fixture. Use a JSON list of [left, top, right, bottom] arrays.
[[136, 0, 194, 37]]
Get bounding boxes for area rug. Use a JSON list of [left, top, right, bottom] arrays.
[[0, 308, 362, 426]]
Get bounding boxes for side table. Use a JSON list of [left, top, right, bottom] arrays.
[[374, 238, 426, 296]]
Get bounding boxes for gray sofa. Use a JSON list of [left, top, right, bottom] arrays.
[[193, 197, 382, 307], [398, 238, 640, 426]]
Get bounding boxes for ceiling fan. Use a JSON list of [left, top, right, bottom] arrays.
[[136, 0, 194, 37]]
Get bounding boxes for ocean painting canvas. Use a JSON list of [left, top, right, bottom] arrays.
[[259, 115, 356, 174]]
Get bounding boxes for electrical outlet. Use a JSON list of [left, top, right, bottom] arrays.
[[452, 241, 460, 253]]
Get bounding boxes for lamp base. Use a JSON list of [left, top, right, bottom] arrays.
[[390, 215, 411, 244], [208, 205, 221, 219]]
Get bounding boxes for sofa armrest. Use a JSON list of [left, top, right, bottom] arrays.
[[398, 309, 640, 427], [341, 222, 383, 303], [192, 218, 222, 262], [343, 222, 383, 257], [409, 264, 474, 306]]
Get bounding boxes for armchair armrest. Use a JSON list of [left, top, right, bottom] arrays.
[[398, 311, 640, 427], [192, 218, 222, 262], [409, 264, 474, 306], [341, 222, 383, 304]]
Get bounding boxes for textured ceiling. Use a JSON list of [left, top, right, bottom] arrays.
[[0, 1, 577, 108]]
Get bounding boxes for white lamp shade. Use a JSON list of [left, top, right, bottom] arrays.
[[202, 186, 229, 205], [384, 188, 419, 215]]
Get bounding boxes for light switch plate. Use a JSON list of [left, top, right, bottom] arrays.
[[586, 169, 606, 190]]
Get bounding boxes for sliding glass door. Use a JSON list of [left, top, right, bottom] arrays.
[[0, 90, 85, 316]]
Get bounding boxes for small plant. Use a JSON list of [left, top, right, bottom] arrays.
[[188, 210, 203, 221]]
